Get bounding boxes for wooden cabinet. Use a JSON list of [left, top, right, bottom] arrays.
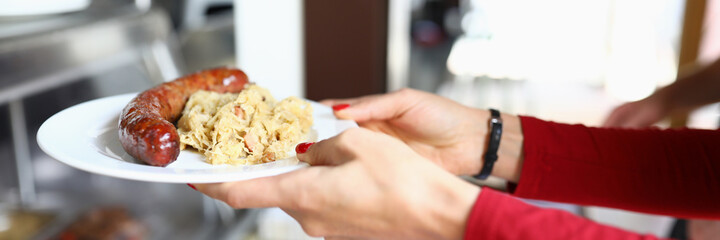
[[304, 0, 388, 101]]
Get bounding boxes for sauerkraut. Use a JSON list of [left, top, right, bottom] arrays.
[[177, 85, 313, 165]]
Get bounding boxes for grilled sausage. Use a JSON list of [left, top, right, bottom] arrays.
[[118, 67, 249, 166]]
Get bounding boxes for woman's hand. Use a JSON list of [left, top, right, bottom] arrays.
[[194, 128, 480, 240], [603, 94, 670, 128], [322, 88, 523, 180]]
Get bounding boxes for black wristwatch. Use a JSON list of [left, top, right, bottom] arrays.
[[473, 109, 502, 180]]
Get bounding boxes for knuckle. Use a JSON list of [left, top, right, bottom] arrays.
[[344, 127, 371, 138], [293, 187, 315, 211], [225, 192, 244, 209], [300, 222, 327, 237], [395, 87, 420, 99], [336, 128, 357, 144], [342, 127, 362, 137], [396, 87, 415, 96], [336, 128, 367, 150], [392, 88, 420, 105], [282, 175, 317, 212]]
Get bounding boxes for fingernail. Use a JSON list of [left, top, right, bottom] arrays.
[[295, 142, 315, 154], [187, 183, 197, 191], [332, 104, 350, 111]]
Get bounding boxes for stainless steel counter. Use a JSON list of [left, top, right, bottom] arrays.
[[0, 6, 183, 104], [0, 4, 185, 207], [0, 3, 257, 239]]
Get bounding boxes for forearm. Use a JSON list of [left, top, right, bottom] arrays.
[[513, 116, 720, 219], [465, 188, 666, 240], [421, 176, 481, 240]]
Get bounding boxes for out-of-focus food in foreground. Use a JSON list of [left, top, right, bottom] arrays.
[[55, 207, 146, 240], [0, 210, 53, 240]]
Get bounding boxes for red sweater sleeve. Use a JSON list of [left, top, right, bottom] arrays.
[[512, 116, 720, 219], [464, 188, 665, 240]]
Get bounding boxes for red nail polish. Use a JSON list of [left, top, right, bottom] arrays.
[[295, 142, 315, 154], [187, 184, 197, 191], [332, 104, 350, 111]]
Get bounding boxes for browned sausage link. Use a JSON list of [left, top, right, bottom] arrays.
[[118, 67, 249, 166]]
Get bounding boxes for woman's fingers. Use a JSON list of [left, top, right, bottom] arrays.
[[603, 102, 661, 128], [296, 129, 362, 166], [603, 103, 635, 127], [602, 108, 625, 127], [335, 90, 412, 122], [321, 89, 420, 122], [319, 94, 375, 107], [193, 168, 315, 209], [197, 129, 377, 209], [319, 99, 351, 107]]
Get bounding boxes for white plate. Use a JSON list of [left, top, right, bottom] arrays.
[[37, 93, 357, 183]]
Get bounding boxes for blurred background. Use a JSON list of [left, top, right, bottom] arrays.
[[0, 0, 718, 239]]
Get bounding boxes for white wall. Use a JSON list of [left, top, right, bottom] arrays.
[[234, 0, 304, 99]]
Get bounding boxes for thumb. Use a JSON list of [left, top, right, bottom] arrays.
[[192, 166, 330, 209], [328, 89, 418, 122], [295, 131, 357, 166], [192, 172, 292, 209]]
